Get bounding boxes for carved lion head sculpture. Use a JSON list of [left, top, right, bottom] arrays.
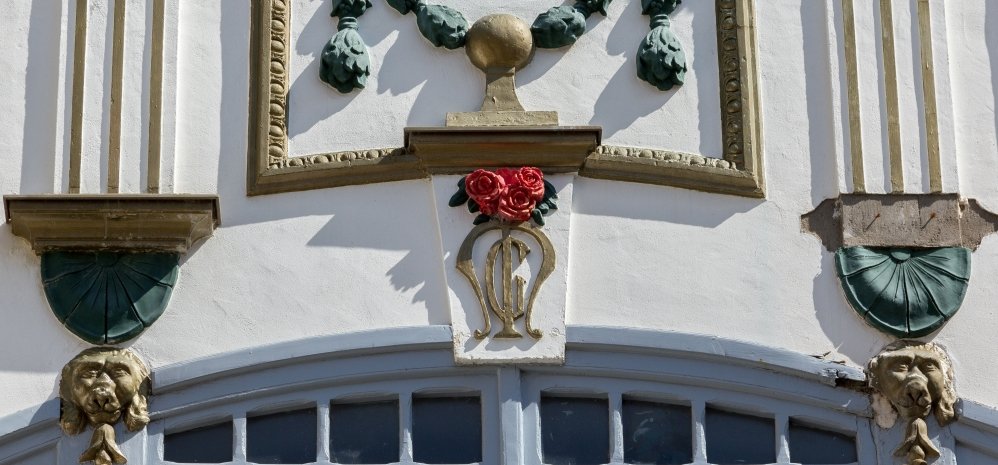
[[59, 347, 150, 436], [868, 340, 957, 426]]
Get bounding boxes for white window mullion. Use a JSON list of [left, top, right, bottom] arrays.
[[497, 367, 523, 465], [233, 414, 247, 463], [692, 399, 708, 465], [144, 420, 165, 464], [317, 401, 331, 464], [775, 413, 791, 464], [609, 392, 624, 464], [400, 391, 414, 464]]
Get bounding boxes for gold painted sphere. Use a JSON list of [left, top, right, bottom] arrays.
[[465, 14, 535, 71]]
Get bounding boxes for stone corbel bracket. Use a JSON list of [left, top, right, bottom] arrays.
[[3, 195, 220, 345], [4, 195, 219, 253], [405, 126, 602, 174], [802, 193, 998, 252], [803, 194, 998, 338]]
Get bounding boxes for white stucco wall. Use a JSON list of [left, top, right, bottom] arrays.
[[2, 0, 998, 420]]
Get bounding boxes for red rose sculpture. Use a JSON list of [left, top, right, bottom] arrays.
[[515, 167, 545, 201], [464, 169, 505, 215], [449, 167, 558, 226], [498, 186, 536, 222]]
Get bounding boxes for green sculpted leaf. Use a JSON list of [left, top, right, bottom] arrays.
[[532, 6, 587, 49], [637, 19, 687, 91], [641, 0, 681, 16], [449, 189, 469, 207], [835, 247, 971, 338], [320, 26, 371, 93], [386, 0, 420, 15], [578, 0, 614, 16], [331, 0, 372, 19], [543, 180, 558, 200], [531, 209, 545, 226], [41, 252, 180, 344], [415, 3, 468, 49]]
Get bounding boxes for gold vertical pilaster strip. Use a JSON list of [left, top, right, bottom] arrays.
[[917, 0, 942, 192], [842, 0, 865, 193], [107, 0, 127, 193], [147, 0, 164, 193], [880, 0, 904, 193], [69, 0, 88, 194]]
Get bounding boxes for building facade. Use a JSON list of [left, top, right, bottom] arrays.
[[2, 0, 998, 464]]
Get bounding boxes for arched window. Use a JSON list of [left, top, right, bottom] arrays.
[[2, 327, 998, 465]]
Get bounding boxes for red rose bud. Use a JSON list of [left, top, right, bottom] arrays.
[[516, 167, 545, 201], [498, 185, 537, 222], [464, 169, 506, 214]]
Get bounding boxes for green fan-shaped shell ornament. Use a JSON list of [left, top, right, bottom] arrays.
[[835, 246, 971, 338], [41, 252, 180, 345]]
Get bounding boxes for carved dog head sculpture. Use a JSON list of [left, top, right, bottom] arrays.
[[60, 347, 150, 436], [868, 340, 956, 426]]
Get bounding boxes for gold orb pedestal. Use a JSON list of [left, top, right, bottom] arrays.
[[465, 14, 535, 73], [446, 14, 558, 127]]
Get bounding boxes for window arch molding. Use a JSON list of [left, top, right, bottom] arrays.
[[4, 326, 998, 464]]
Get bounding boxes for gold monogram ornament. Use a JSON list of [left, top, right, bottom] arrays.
[[457, 222, 555, 339], [450, 168, 558, 340]]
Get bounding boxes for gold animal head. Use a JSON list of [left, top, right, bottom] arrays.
[[59, 347, 150, 436], [868, 340, 957, 426]]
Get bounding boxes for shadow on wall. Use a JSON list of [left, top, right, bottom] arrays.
[[288, 0, 482, 136], [811, 249, 891, 366], [801, 0, 842, 206], [213, 1, 447, 321], [0, 229, 87, 380], [572, 177, 762, 227], [20, 0, 62, 194], [590, 0, 676, 139], [215, 0, 249, 217], [989, 1, 998, 161], [304, 182, 450, 321], [287, 0, 392, 138]]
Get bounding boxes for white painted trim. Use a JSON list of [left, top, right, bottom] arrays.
[[566, 326, 867, 385], [3, 326, 998, 465]]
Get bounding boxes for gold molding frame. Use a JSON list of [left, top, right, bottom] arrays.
[[582, 0, 764, 198], [247, 0, 763, 198], [247, 0, 423, 196]]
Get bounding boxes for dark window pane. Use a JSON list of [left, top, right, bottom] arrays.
[[705, 408, 775, 465], [164, 421, 233, 463], [541, 396, 609, 465], [247, 408, 317, 464], [330, 400, 400, 464], [788, 421, 856, 464], [623, 399, 692, 465], [412, 396, 482, 464]]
